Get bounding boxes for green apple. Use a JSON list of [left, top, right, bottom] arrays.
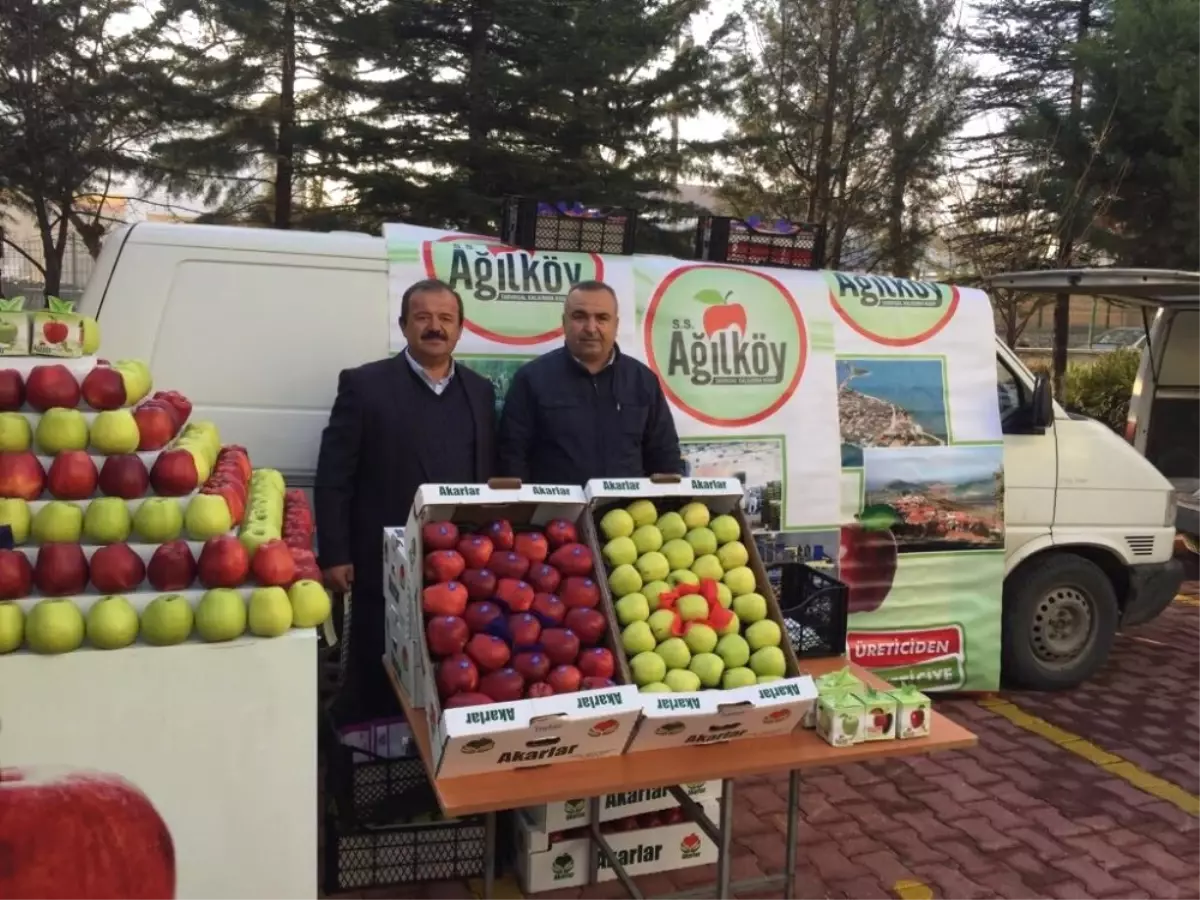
[[36, 408, 89, 453], [83, 497, 132, 544], [690, 554, 724, 581], [715, 610, 740, 637], [732, 592, 768, 624], [647, 609, 680, 642], [289, 580, 330, 627], [710, 514, 741, 544], [642, 580, 672, 610], [25, 598, 85, 654], [685, 527, 717, 557], [183, 421, 223, 459], [664, 668, 701, 692], [608, 564, 642, 598], [655, 511, 687, 541], [757, 675, 783, 684], [749, 646, 787, 678], [625, 499, 658, 528], [683, 623, 717, 654], [0, 413, 32, 452], [639, 682, 671, 693], [661, 538, 694, 571], [723, 566, 757, 597], [676, 594, 708, 622], [629, 650, 667, 686], [716, 540, 750, 571], [0, 601, 24, 652], [679, 502, 710, 530], [86, 595, 139, 649], [89, 409, 140, 455], [668, 569, 699, 587], [184, 493, 234, 540], [715, 633, 750, 668], [113, 359, 152, 403], [32, 501, 83, 543], [630, 524, 663, 555], [722, 666, 757, 689], [688, 651, 724, 688], [0, 498, 31, 544], [841, 714, 860, 736], [195, 588, 247, 642], [635, 551, 669, 584], [615, 592, 650, 626], [655, 636, 691, 669], [141, 593, 194, 645], [621, 620, 656, 655], [602, 536, 638, 568], [133, 497, 183, 542], [715, 582, 733, 609], [599, 508, 635, 540], [249, 586, 293, 637], [745, 619, 782, 650], [239, 524, 276, 556]]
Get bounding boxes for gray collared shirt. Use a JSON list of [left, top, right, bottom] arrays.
[[404, 349, 456, 395]]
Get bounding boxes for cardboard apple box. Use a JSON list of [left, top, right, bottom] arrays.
[[405, 480, 642, 778], [582, 476, 817, 751], [382, 526, 425, 706], [523, 779, 720, 833]]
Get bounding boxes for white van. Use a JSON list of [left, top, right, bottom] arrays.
[[79, 225, 1185, 690]]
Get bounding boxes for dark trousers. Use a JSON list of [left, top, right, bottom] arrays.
[[335, 583, 401, 725]]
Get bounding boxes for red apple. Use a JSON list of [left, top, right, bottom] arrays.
[[0, 548, 33, 599], [201, 479, 245, 524], [426, 615, 470, 657], [436, 653, 478, 699], [482, 519, 514, 551], [561, 577, 600, 609], [580, 676, 617, 691], [33, 543, 89, 596], [89, 543, 147, 594], [531, 592, 566, 624], [507, 612, 542, 647], [153, 390, 193, 425], [494, 578, 534, 612], [564, 608, 606, 645], [465, 633, 510, 672], [149, 450, 198, 496], [25, 365, 80, 411], [146, 540, 197, 591], [196, 535, 250, 589], [513, 531, 549, 564], [544, 519, 577, 549], [487, 550, 529, 580], [131, 404, 175, 451], [541, 628, 581, 666], [526, 682, 555, 698], [577, 647, 616, 680], [455, 534, 493, 569], [422, 521, 459, 552], [460, 568, 497, 602], [422, 581, 468, 617], [46, 450, 98, 500], [547, 543, 594, 576], [479, 668, 525, 703], [0, 369, 25, 411], [137, 398, 181, 432], [546, 665, 582, 694], [839, 523, 899, 614], [526, 562, 562, 594], [0, 451, 46, 501], [423, 550, 466, 584], [80, 367, 127, 411], [0, 766, 176, 899], [98, 455, 150, 499], [250, 539, 296, 587], [463, 600, 503, 634], [445, 692, 493, 709], [702, 301, 748, 337], [513, 650, 551, 682]]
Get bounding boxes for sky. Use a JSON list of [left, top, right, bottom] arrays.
[[864, 444, 1003, 489]]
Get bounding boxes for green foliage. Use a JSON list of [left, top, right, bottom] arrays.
[[1063, 348, 1140, 432]]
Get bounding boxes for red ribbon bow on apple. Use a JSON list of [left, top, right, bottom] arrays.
[[652, 578, 734, 633]]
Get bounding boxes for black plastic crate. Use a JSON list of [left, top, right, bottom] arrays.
[[761, 562, 848, 659], [694, 216, 825, 270], [323, 738, 487, 892], [501, 198, 638, 255]]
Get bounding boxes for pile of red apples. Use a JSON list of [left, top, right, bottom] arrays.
[[420, 518, 619, 707]]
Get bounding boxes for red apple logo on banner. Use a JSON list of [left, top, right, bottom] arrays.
[[839, 504, 900, 614], [0, 767, 176, 898], [696, 290, 748, 337]]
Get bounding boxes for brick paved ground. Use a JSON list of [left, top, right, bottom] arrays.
[[332, 562, 1200, 900]]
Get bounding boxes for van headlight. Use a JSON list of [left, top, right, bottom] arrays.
[[1164, 491, 1178, 527]]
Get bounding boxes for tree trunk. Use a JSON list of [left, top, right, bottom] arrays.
[[807, 0, 842, 229], [273, 0, 297, 230], [464, 0, 494, 234]]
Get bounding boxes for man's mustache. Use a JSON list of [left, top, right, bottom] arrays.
[[421, 330, 447, 340]]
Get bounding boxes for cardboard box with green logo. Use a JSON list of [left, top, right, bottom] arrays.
[[891, 684, 932, 738], [815, 690, 865, 747]]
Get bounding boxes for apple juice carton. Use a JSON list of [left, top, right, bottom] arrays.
[[805, 666, 863, 728], [855, 685, 897, 741], [816, 690, 865, 747], [891, 684, 932, 739], [0, 296, 30, 356], [30, 296, 84, 358]]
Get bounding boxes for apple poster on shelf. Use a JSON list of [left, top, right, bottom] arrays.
[[384, 224, 1004, 691]]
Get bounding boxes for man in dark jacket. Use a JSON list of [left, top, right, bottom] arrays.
[[497, 280, 683, 485], [316, 278, 496, 721]]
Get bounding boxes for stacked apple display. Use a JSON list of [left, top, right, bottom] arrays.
[[0, 359, 330, 655], [596, 499, 789, 692], [421, 518, 621, 707]]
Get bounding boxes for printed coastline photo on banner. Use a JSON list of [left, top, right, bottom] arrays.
[[680, 437, 784, 530], [837, 356, 949, 468]]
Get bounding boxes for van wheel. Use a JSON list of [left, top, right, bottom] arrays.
[[1002, 553, 1118, 690]]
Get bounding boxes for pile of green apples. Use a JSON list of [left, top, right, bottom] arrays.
[[596, 499, 788, 693]]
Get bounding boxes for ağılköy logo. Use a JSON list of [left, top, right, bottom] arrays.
[[826, 271, 959, 346]]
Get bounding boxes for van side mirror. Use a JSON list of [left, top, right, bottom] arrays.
[[1030, 374, 1054, 428]]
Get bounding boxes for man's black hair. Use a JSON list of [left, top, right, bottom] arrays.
[[567, 280, 618, 301], [400, 278, 464, 325]]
